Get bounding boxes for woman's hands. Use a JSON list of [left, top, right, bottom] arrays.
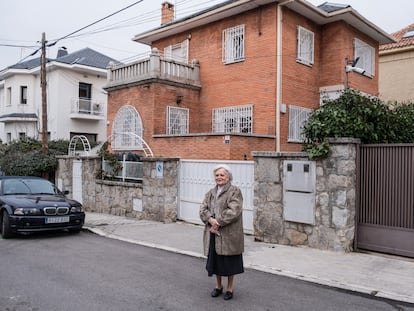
[[209, 217, 220, 235]]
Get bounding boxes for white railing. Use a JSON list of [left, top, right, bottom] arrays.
[[102, 159, 143, 182], [71, 98, 104, 116], [106, 48, 200, 88]]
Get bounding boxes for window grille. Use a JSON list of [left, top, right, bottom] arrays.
[[167, 106, 189, 135], [111, 105, 143, 150], [297, 26, 314, 66], [354, 38, 375, 76], [222, 25, 245, 64], [212, 104, 253, 134], [288, 105, 313, 142]]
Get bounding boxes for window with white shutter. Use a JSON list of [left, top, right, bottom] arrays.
[[164, 39, 189, 63], [297, 26, 314, 66]]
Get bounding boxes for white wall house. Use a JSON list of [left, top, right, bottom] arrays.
[[0, 47, 117, 144]]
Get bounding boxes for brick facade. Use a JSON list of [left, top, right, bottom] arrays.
[[106, 2, 382, 160]]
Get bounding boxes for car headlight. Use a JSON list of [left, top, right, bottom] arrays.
[[14, 208, 41, 215], [70, 205, 83, 213]]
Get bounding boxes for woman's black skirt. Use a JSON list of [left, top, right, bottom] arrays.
[[206, 233, 244, 277]]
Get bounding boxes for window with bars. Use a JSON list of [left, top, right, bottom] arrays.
[[222, 25, 245, 64], [111, 105, 143, 150], [288, 105, 313, 142], [354, 38, 375, 76], [167, 106, 189, 135], [297, 26, 314, 66], [212, 104, 253, 134]]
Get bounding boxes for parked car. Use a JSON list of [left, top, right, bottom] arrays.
[[0, 176, 85, 238]]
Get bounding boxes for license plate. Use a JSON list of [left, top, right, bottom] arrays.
[[45, 216, 70, 224]]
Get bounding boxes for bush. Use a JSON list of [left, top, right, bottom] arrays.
[[0, 139, 70, 178], [302, 89, 414, 159]]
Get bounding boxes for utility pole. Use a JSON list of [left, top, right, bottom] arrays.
[[40, 32, 48, 154]]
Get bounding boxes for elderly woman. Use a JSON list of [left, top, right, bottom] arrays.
[[199, 164, 244, 301]]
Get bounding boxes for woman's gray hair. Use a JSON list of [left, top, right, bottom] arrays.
[[213, 164, 233, 181]]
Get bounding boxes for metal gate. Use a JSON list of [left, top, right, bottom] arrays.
[[179, 160, 254, 234], [357, 144, 414, 258], [72, 160, 83, 204]]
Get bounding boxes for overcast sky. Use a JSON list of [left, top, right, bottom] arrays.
[[1, 0, 413, 70]]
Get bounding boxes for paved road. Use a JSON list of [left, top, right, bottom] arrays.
[[1, 231, 413, 311]]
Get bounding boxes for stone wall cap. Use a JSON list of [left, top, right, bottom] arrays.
[[327, 137, 361, 144], [56, 155, 101, 159], [143, 157, 180, 162], [252, 151, 308, 158]]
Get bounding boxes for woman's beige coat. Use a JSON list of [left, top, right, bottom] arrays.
[[199, 182, 244, 256]]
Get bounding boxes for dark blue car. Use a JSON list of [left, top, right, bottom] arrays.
[[0, 176, 85, 238]]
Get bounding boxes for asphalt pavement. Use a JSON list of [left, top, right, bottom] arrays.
[[83, 212, 414, 305]]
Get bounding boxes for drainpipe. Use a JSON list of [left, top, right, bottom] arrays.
[[276, 0, 292, 152]]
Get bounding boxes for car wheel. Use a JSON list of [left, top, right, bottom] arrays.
[[1, 210, 13, 239]]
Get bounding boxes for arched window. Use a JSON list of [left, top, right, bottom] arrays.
[[111, 105, 143, 150]]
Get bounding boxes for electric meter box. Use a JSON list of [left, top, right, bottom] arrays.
[[283, 160, 316, 224], [285, 161, 314, 193]]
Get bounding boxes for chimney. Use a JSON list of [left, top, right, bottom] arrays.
[[161, 2, 174, 25], [56, 46, 68, 58]]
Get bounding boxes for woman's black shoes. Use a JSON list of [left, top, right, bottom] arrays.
[[211, 288, 233, 300], [211, 287, 223, 297], [223, 291, 233, 300]]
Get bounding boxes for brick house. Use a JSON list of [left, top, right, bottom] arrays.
[[379, 23, 414, 103], [104, 0, 394, 160]]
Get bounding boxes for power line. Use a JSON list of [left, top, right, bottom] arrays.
[[46, 0, 145, 47]]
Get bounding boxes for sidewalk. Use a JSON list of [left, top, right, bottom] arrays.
[[83, 212, 414, 304]]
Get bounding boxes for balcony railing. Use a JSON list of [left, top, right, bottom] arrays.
[[105, 48, 201, 89], [70, 98, 105, 119]]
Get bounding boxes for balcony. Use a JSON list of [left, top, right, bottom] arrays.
[[70, 98, 105, 120], [104, 48, 201, 90]]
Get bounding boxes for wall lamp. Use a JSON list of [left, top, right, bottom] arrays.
[[345, 57, 365, 74], [345, 57, 365, 88], [176, 92, 184, 105]]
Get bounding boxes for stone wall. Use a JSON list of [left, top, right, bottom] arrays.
[[56, 139, 360, 252], [55, 156, 179, 223], [253, 138, 360, 252]]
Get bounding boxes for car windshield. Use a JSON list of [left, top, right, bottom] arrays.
[[2, 179, 59, 195]]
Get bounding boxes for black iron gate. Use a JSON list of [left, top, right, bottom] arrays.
[[357, 144, 414, 258], [356, 144, 414, 257]]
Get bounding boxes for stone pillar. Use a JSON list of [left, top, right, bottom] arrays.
[[142, 157, 179, 223], [192, 59, 200, 82], [149, 48, 161, 77], [252, 138, 360, 252]]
